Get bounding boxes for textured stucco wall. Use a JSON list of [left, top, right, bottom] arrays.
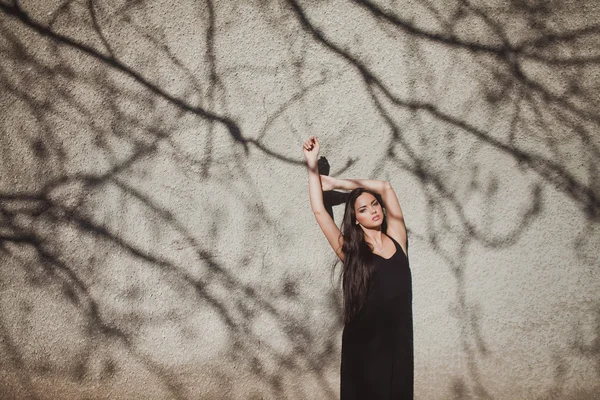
[[1, 0, 599, 399]]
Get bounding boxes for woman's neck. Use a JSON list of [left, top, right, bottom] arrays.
[[362, 228, 384, 247]]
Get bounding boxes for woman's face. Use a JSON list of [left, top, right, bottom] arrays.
[[354, 192, 384, 229]]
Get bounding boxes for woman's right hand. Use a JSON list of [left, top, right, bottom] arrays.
[[302, 136, 320, 167]]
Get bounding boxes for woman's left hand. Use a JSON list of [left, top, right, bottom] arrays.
[[320, 175, 336, 191]]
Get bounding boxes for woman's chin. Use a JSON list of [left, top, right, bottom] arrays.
[[362, 222, 383, 230]]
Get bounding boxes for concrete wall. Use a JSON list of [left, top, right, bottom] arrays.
[[1, 0, 599, 399]]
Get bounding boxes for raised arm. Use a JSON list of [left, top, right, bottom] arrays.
[[321, 175, 407, 254], [303, 137, 344, 261]]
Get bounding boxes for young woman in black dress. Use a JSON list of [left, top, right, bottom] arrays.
[[303, 136, 413, 399]]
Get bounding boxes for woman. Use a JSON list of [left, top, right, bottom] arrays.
[[303, 136, 413, 399]]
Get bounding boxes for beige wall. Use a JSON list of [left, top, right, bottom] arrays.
[[1, 0, 599, 399]]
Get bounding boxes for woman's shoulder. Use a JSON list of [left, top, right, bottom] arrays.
[[385, 233, 408, 257]]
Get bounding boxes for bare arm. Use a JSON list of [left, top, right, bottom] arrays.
[[303, 137, 344, 261], [322, 175, 407, 254]]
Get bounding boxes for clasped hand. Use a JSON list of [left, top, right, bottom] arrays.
[[303, 136, 337, 191]]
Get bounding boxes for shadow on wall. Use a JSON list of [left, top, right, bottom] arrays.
[[1, 1, 344, 398], [0, 0, 599, 399]]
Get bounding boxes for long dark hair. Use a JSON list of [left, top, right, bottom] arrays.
[[340, 188, 387, 325]]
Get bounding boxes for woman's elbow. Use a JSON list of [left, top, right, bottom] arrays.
[[312, 208, 327, 218]]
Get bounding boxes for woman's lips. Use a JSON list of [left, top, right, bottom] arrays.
[[372, 215, 380, 221]]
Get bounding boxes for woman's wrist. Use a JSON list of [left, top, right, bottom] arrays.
[[334, 178, 353, 191], [306, 158, 319, 171]]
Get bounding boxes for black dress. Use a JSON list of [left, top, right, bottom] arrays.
[[340, 237, 413, 399]]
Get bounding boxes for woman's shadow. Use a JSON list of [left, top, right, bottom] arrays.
[[320, 157, 349, 221]]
